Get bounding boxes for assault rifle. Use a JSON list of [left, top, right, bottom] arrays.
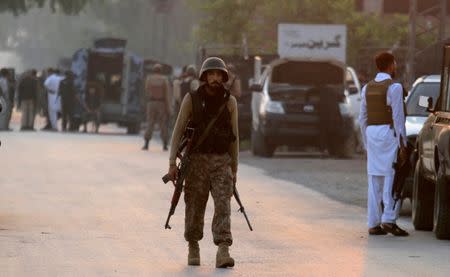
[[162, 127, 195, 229], [392, 141, 413, 210], [233, 185, 253, 231]]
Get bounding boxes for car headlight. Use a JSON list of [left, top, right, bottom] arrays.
[[338, 103, 352, 116], [264, 100, 285, 114]]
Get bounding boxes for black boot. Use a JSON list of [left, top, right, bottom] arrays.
[[142, 139, 149, 150], [163, 143, 168, 151]]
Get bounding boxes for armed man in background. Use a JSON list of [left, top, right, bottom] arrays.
[[225, 63, 241, 99], [166, 57, 239, 268], [359, 52, 409, 237], [142, 63, 171, 151]]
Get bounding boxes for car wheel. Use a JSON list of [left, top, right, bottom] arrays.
[[412, 159, 435, 231], [251, 126, 275, 158], [434, 166, 450, 239]]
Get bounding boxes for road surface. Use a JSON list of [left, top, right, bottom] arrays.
[[1, 126, 450, 276]]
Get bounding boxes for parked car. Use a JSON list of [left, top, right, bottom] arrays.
[[249, 58, 357, 158], [401, 75, 441, 200], [412, 43, 450, 239]]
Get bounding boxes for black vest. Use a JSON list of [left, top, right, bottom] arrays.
[[189, 85, 236, 154]]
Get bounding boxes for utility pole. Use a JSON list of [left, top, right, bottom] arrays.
[[407, 0, 417, 89], [439, 0, 447, 42]]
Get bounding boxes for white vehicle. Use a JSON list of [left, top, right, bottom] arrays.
[[345, 66, 363, 151], [400, 75, 441, 200]]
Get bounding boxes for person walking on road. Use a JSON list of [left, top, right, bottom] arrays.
[[83, 81, 103, 133], [44, 69, 64, 131], [359, 52, 409, 236], [166, 57, 239, 268], [18, 69, 38, 130], [0, 68, 11, 131], [142, 64, 171, 151], [59, 71, 77, 132]]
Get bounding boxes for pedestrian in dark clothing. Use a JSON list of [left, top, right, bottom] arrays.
[[18, 69, 38, 130], [318, 85, 344, 155], [83, 82, 102, 133], [59, 71, 77, 131]]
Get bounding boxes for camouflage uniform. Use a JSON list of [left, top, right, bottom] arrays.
[[143, 73, 171, 148], [184, 153, 234, 245]]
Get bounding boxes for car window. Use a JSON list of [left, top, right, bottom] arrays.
[[406, 82, 440, 116]]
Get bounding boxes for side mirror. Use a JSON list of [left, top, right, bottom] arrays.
[[249, 83, 263, 92], [347, 85, 359, 95], [426, 97, 434, 113], [418, 96, 434, 113]]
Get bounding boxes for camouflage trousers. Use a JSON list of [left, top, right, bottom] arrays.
[[184, 153, 234, 246], [144, 101, 168, 145]]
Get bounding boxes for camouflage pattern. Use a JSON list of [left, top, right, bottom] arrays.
[[184, 153, 233, 246], [144, 101, 169, 144]]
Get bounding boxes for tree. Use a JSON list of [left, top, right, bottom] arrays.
[[0, 0, 91, 16], [186, 0, 410, 66]]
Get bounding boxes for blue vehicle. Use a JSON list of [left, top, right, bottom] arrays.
[[71, 38, 144, 134]]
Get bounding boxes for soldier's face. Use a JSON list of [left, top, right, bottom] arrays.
[[206, 70, 223, 88]]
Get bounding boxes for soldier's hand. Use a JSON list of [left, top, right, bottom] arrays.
[[167, 165, 178, 182]]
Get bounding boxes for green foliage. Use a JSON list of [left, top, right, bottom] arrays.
[[0, 0, 91, 15], [187, 0, 410, 65]]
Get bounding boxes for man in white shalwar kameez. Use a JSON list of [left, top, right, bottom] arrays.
[[44, 69, 64, 131], [359, 52, 409, 236]]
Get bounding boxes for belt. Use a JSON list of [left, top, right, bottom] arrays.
[[149, 98, 164, 102]]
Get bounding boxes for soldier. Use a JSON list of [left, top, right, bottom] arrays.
[[142, 64, 171, 151], [359, 52, 409, 236], [225, 63, 241, 99], [166, 57, 239, 268]]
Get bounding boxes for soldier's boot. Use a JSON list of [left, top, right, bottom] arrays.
[[141, 139, 149, 150], [163, 143, 168, 151], [187, 241, 200, 266], [215, 243, 234, 268]]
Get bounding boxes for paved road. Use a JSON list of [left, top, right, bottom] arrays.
[[1, 127, 450, 276]]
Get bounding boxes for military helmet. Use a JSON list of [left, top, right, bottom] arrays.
[[186, 64, 197, 76], [199, 57, 229, 82], [152, 63, 162, 73]]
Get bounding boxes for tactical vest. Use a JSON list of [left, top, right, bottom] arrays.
[[189, 88, 236, 154], [147, 75, 166, 101], [180, 79, 192, 101], [366, 79, 394, 126]]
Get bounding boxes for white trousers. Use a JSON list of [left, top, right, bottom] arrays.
[[367, 174, 400, 228], [48, 108, 58, 130]]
